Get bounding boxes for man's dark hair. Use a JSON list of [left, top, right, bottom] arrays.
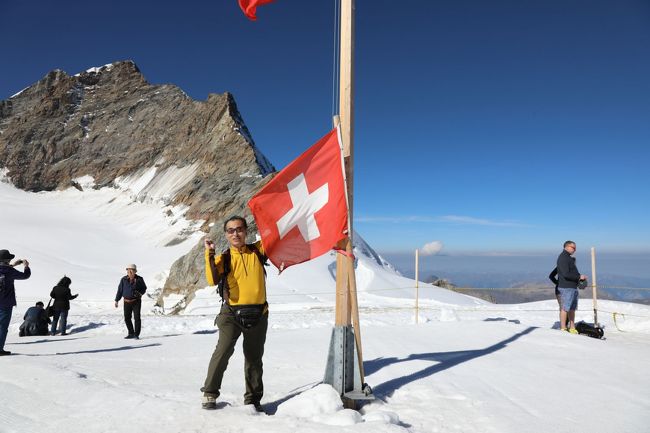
[[36, 301, 44, 307], [223, 216, 248, 232], [563, 240, 575, 248]]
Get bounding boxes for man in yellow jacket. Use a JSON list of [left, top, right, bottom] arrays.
[[201, 216, 268, 411]]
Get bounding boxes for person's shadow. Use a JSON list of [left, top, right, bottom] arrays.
[[68, 322, 107, 334], [365, 326, 537, 398]]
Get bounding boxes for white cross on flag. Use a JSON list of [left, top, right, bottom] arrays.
[[248, 128, 349, 272]]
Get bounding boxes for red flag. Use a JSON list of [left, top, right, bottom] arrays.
[[238, 0, 275, 21], [248, 128, 349, 272]]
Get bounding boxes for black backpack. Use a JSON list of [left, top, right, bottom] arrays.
[[575, 321, 605, 339], [0, 273, 5, 294], [212, 244, 268, 302]]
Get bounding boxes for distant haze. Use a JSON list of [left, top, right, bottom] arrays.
[[381, 250, 650, 290]]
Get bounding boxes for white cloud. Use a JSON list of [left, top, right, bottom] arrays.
[[421, 240, 444, 256]]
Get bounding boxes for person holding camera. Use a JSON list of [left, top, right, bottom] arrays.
[[49, 276, 78, 336], [114, 264, 147, 339], [200, 216, 269, 412], [0, 249, 31, 356]]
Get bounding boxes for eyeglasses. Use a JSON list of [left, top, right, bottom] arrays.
[[226, 226, 246, 235]]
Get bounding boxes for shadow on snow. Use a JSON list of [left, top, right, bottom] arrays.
[[365, 326, 537, 398], [21, 343, 161, 356]]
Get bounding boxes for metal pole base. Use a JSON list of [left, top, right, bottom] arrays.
[[323, 325, 374, 408]]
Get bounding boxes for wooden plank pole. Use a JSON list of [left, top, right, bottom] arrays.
[[332, 115, 351, 326], [591, 247, 599, 326], [415, 249, 419, 324], [334, 0, 355, 327]]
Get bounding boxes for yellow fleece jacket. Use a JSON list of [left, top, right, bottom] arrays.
[[205, 241, 267, 306]]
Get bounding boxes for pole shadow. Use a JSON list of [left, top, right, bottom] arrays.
[[365, 326, 536, 398], [21, 343, 161, 356], [10, 336, 88, 345]]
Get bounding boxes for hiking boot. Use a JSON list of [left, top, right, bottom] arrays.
[[569, 328, 579, 334], [0, 350, 11, 356], [202, 394, 217, 410], [245, 401, 265, 412]]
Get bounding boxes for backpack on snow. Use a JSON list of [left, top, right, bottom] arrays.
[[575, 321, 605, 339]]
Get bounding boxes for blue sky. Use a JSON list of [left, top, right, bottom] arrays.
[[1, 0, 649, 256]]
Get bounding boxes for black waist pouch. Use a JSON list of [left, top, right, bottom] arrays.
[[229, 303, 266, 329]]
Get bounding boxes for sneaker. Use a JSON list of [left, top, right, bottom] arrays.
[[560, 328, 567, 332], [569, 328, 579, 334], [202, 394, 217, 410], [0, 350, 11, 356]]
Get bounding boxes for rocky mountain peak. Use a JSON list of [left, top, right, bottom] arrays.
[[1, 60, 276, 307]]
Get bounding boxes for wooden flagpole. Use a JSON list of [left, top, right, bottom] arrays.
[[329, 0, 370, 400], [337, 0, 365, 381]]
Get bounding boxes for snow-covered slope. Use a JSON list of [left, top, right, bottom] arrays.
[[0, 178, 481, 315], [1, 179, 650, 433]]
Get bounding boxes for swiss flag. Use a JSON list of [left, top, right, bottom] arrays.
[[238, 0, 275, 21], [248, 128, 349, 272]]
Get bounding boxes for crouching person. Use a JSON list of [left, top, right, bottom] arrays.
[[19, 302, 50, 337]]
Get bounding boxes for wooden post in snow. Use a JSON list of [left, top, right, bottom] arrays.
[[415, 249, 420, 324], [591, 247, 599, 326]]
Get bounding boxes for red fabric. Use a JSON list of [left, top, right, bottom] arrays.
[[238, 0, 275, 21], [248, 128, 348, 272]]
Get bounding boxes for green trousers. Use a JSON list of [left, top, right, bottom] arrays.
[[202, 304, 268, 404]]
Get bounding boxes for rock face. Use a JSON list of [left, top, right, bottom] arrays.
[[0, 60, 275, 308]]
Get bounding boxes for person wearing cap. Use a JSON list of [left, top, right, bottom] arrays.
[[114, 264, 147, 339], [556, 240, 588, 333], [0, 249, 31, 355]]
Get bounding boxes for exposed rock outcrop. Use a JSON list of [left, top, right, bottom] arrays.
[[0, 61, 275, 309]]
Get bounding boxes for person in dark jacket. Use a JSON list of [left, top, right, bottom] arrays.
[[19, 301, 50, 337], [114, 264, 147, 339], [50, 276, 78, 336], [0, 249, 31, 356], [556, 241, 588, 333]]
